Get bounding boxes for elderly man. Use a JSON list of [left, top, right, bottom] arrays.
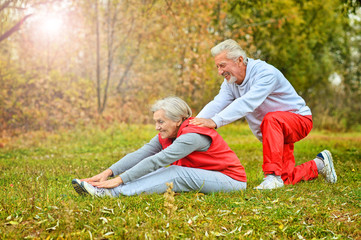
[[190, 39, 337, 190]]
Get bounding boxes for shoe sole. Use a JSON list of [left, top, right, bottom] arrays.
[[322, 150, 337, 183], [72, 179, 89, 195], [254, 184, 284, 190]]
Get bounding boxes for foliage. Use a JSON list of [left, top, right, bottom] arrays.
[[0, 123, 360, 239], [227, 0, 341, 96], [0, 0, 360, 135], [225, 0, 361, 130], [0, 59, 96, 133]]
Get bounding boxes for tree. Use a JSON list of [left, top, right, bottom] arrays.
[[224, 0, 361, 129], [0, 0, 65, 43], [0, 1, 31, 43], [226, 0, 344, 96], [1, 0, 360, 134]]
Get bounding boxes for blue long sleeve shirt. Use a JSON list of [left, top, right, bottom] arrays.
[[197, 58, 311, 141]]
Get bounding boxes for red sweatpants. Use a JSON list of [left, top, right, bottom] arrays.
[[260, 111, 317, 185]]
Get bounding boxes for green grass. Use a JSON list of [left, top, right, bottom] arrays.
[[0, 123, 360, 239]]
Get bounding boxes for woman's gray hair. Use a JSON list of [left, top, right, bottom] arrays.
[[211, 39, 248, 65], [151, 96, 192, 122]]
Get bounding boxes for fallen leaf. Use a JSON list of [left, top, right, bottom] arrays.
[[6, 221, 19, 225], [244, 229, 253, 236], [99, 217, 108, 224], [46, 220, 59, 231]]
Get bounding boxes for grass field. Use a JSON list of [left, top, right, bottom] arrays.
[[1, 123, 360, 239]]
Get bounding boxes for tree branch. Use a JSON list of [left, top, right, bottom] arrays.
[[0, 14, 32, 43], [0, 1, 12, 12]]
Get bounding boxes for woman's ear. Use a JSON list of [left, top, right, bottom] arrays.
[[176, 119, 183, 127]]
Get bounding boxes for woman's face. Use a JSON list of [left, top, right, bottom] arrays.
[[153, 109, 182, 139]]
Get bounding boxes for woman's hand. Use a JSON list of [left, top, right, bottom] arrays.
[[81, 169, 113, 183], [189, 118, 217, 129], [91, 176, 123, 188]]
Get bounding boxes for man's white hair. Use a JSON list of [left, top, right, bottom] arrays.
[[151, 96, 192, 122], [211, 39, 248, 65]]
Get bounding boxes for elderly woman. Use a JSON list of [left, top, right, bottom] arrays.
[[72, 97, 247, 197]]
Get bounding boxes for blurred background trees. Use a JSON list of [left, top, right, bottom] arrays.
[[0, 0, 360, 136]]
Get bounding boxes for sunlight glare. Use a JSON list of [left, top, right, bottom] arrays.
[[39, 15, 63, 36]]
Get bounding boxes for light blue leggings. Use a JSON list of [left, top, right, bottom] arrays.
[[111, 165, 247, 196]]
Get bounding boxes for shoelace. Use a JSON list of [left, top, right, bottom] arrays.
[[95, 187, 106, 196]]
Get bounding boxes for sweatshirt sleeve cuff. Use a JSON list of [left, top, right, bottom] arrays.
[[119, 172, 130, 184], [211, 115, 223, 128], [108, 166, 118, 177]]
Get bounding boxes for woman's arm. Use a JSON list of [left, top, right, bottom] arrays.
[[83, 135, 161, 188], [109, 135, 162, 176], [81, 168, 113, 183], [91, 174, 123, 188], [119, 133, 211, 183]]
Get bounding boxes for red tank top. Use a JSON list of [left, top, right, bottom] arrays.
[[158, 118, 247, 182]]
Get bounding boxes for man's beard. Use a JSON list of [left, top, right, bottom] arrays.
[[228, 75, 237, 84], [223, 72, 237, 84]]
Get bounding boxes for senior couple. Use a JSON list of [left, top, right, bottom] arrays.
[[72, 39, 337, 197]]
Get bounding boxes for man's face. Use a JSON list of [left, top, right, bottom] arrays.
[[214, 51, 247, 85], [153, 109, 181, 139]]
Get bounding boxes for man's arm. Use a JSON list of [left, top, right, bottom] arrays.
[[197, 80, 235, 119], [190, 80, 235, 128], [211, 71, 277, 128], [194, 69, 278, 129]]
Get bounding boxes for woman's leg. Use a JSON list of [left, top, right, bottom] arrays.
[[112, 165, 246, 196]]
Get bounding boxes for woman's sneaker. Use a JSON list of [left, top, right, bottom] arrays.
[[81, 181, 113, 197], [317, 150, 337, 183], [72, 179, 88, 195]]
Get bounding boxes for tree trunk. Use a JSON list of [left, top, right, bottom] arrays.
[[95, 0, 102, 114]]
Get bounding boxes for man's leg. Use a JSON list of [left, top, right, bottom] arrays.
[[257, 111, 313, 189], [283, 149, 337, 185], [282, 142, 318, 184]]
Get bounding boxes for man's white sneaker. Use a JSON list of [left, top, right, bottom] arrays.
[[72, 179, 88, 195], [81, 181, 113, 197], [317, 150, 337, 184], [255, 174, 284, 190]]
